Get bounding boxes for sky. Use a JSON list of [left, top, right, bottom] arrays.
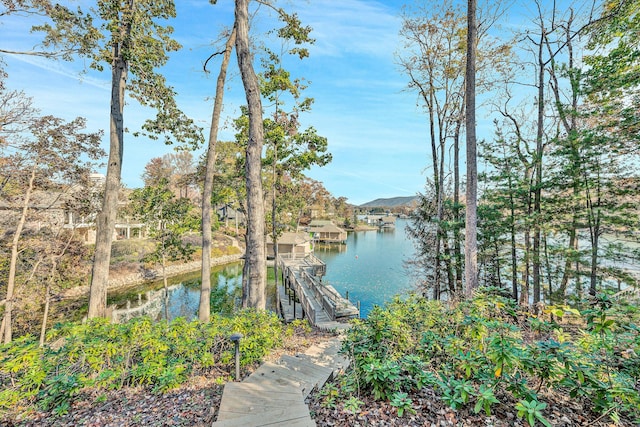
[[0, 0, 550, 206], [0, 0, 436, 206]]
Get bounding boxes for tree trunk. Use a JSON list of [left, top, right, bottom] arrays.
[[464, 0, 478, 297], [273, 157, 279, 288], [558, 216, 577, 300], [520, 229, 531, 306], [426, 87, 442, 299], [588, 189, 601, 296], [39, 284, 51, 347], [88, 38, 129, 319], [199, 27, 236, 322], [532, 30, 545, 306], [235, 0, 266, 309], [509, 177, 518, 301], [2, 165, 36, 343], [453, 120, 463, 293]]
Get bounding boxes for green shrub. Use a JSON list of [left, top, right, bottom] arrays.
[[337, 290, 640, 425], [0, 309, 290, 418]]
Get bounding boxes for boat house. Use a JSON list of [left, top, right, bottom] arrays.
[[267, 232, 313, 258], [309, 221, 347, 243]]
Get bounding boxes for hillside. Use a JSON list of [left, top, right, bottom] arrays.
[[359, 196, 419, 208]]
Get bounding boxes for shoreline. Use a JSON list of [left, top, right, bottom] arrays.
[[62, 252, 244, 300]]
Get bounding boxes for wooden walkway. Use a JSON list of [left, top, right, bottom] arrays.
[[276, 254, 359, 330], [212, 337, 349, 426]]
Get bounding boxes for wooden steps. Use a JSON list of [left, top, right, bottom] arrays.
[[213, 383, 313, 427], [212, 336, 349, 427]]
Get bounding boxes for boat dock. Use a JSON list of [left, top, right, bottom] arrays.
[[276, 253, 359, 329]]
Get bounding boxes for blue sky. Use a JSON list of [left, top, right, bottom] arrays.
[[2, 1, 467, 205]]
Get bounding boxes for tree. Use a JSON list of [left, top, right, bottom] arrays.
[[36, 1, 203, 319], [142, 156, 174, 187], [1, 1, 96, 59], [464, 0, 478, 297], [398, 0, 509, 299], [235, 0, 267, 309], [584, 0, 640, 149], [475, 1, 640, 306], [259, 32, 329, 288], [198, 23, 236, 322], [128, 179, 197, 317], [0, 112, 103, 343], [398, 1, 467, 298], [479, 130, 527, 301]]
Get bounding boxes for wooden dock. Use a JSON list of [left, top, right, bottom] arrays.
[[276, 254, 359, 329]]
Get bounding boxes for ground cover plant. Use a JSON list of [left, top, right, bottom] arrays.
[[316, 288, 640, 426], [0, 310, 305, 421]]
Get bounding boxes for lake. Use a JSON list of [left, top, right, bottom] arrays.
[[314, 218, 416, 317], [111, 219, 417, 320]]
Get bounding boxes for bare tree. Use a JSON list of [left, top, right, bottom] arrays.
[[464, 0, 479, 297], [235, 0, 266, 309], [199, 25, 236, 322]]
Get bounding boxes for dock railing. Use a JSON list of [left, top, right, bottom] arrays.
[[277, 253, 358, 325]]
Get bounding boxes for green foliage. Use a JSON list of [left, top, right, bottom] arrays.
[[334, 290, 640, 424], [389, 391, 415, 417], [0, 310, 289, 418], [342, 395, 364, 414], [515, 399, 552, 427], [474, 384, 500, 416], [128, 179, 197, 268]]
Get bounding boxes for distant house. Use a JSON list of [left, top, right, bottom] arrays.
[[309, 222, 347, 243], [266, 232, 313, 258], [0, 174, 147, 245], [361, 214, 383, 225], [0, 190, 69, 232], [379, 215, 396, 228]]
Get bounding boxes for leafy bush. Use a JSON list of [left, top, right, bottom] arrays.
[[0, 310, 289, 418], [333, 289, 640, 425]]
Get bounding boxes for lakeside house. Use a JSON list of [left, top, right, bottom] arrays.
[[379, 215, 396, 228], [266, 232, 313, 258], [361, 214, 396, 228], [308, 220, 347, 243]]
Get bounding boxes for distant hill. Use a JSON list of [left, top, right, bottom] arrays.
[[359, 196, 419, 208]]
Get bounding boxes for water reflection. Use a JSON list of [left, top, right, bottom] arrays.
[[109, 262, 280, 322]]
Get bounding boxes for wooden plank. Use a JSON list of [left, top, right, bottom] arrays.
[[277, 355, 334, 381], [244, 362, 320, 398], [213, 404, 314, 427]]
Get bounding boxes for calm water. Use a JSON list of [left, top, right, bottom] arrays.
[[112, 219, 416, 320], [109, 263, 244, 322], [314, 218, 416, 317]]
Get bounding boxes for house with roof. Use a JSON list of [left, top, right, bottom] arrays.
[[266, 232, 313, 258], [308, 221, 347, 243], [379, 215, 396, 228]]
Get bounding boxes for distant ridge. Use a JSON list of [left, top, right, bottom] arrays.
[[359, 196, 419, 208]]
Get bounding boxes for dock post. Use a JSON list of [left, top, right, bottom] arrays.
[[292, 288, 296, 319]]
